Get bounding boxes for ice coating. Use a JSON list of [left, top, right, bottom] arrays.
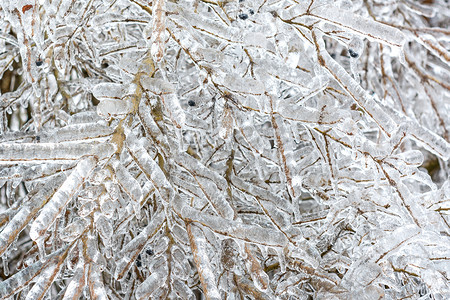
[[0, 0, 448, 298]]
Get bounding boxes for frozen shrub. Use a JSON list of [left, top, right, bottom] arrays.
[[0, 0, 449, 299]]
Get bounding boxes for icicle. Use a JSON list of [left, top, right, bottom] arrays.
[[277, 247, 287, 273], [2, 255, 9, 277], [37, 238, 46, 262]]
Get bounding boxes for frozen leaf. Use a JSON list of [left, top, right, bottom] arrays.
[[62, 259, 86, 300], [311, 4, 406, 49], [0, 174, 65, 256], [140, 76, 185, 128], [178, 202, 288, 247], [111, 161, 143, 216], [0, 143, 115, 164], [0, 247, 68, 298], [186, 224, 221, 300], [115, 211, 165, 280], [95, 215, 113, 245], [30, 157, 98, 242], [88, 264, 109, 300], [150, 0, 166, 62]]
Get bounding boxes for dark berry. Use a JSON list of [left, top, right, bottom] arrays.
[[249, 9, 254, 15], [136, 254, 142, 267], [146, 248, 154, 256], [348, 49, 358, 58], [188, 100, 196, 107], [35, 61, 43, 66], [238, 13, 248, 20]]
